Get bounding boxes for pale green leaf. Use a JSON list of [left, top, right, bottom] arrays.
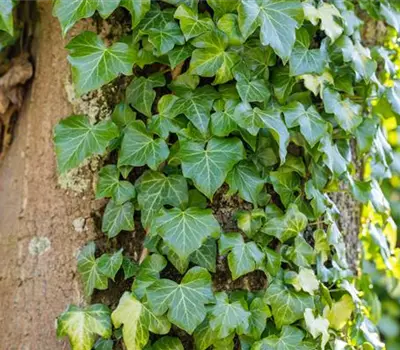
[[57, 304, 111, 350], [147, 267, 214, 334], [66, 32, 134, 95], [174, 4, 214, 40], [178, 137, 245, 198], [54, 115, 119, 173], [97, 249, 123, 280], [318, 135, 348, 177], [303, 309, 330, 349], [151, 207, 220, 259]]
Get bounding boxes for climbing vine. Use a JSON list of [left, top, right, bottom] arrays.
[[48, 0, 400, 349]]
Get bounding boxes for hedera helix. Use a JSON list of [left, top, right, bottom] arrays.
[[49, 0, 400, 349]]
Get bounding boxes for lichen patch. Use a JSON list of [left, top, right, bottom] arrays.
[[28, 237, 51, 256]]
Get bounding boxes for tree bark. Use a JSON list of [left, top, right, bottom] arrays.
[[0, 3, 100, 349]]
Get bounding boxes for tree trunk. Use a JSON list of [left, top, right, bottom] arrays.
[[0, 3, 100, 349]]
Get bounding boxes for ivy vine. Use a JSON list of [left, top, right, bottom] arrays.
[[47, 0, 400, 349]]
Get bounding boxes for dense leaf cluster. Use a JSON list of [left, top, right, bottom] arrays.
[[52, 0, 400, 349]]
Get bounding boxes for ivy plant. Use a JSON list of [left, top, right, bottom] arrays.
[[53, 0, 400, 349]]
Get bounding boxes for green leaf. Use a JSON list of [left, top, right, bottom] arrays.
[[151, 337, 184, 350], [174, 4, 214, 40], [101, 200, 134, 238], [288, 235, 315, 268], [57, 304, 111, 350], [0, 0, 14, 36], [126, 73, 166, 117], [178, 137, 245, 199], [238, 0, 303, 62], [233, 62, 270, 103], [303, 3, 343, 42], [269, 170, 300, 208], [217, 14, 245, 46], [96, 165, 136, 205], [120, 0, 151, 29], [265, 279, 315, 329], [189, 30, 240, 84], [323, 87, 362, 133], [242, 297, 271, 340], [54, 115, 119, 173], [318, 135, 348, 177], [252, 325, 305, 350], [226, 160, 265, 204], [122, 256, 139, 279], [236, 209, 266, 239], [209, 292, 251, 339], [66, 32, 134, 95], [147, 267, 214, 334], [190, 238, 217, 273], [381, 3, 400, 33], [151, 207, 220, 259], [143, 21, 185, 56], [283, 102, 327, 148], [289, 28, 327, 76], [136, 170, 188, 228], [111, 102, 136, 128], [168, 44, 193, 68], [97, 249, 123, 280], [219, 232, 265, 280], [207, 0, 239, 19], [94, 338, 113, 350], [77, 242, 108, 296], [262, 204, 307, 243], [271, 66, 295, 103], [111, 292, 150, 350], [118, 120, 169, 170], [211, 100, 239, 137]]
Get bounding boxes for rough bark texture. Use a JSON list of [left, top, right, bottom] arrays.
[[0, 3, 101, 349]]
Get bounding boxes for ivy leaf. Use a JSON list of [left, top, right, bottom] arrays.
[[323, 87, 362, 133], [120, 0, 151, 29], [262, 204, 307, 243], [303, 3, 343, 42], [112, 292, 150, 350], [271, 66, 295, 103], [0, 0, 14, 35], [269, 170, 300, 207], [323, 294, 354, 330], [118, 121, 169, 170], [54, 115, 119, 173], [242, 297, 271, 340], [207, 0, 239, 19], [209, 292, 251, 339], [238, 0, 303, 62], [318, 135, 348, 177], [174, 4, 214, 40], [151, 337, 184, 350], [283, 102, 327, 147], [289, 28, 327, 76], [151, 207, 220, 259], [288, 235, 315, 268], [57, 304, 111, 350], [102, 200, 134, 238], [303, 309, 330, 349], [178, 137, 245, 199], [97, 249, 123, 280], [66, 32, 134, 95], [94, 338, 113, 350], [219, 232, 265, 280], [96, 165, 136, 205], [168, 44, 193, 68], [233, 62, 270, 103], [147, 267, 214, 334], [211, 99, 239, 137], [217, 13, 245, 46], [77, 242, 108, 296], [380, 3, 400, 33], [111, 102, 136, 128], [136, 170, 188, 228], [264, 279, 315, 329], [122, 256, 139, 279], [252, 325, 305, 350], [126, 73, 166, 117], [226, 160, 265, 204], [190, 238, 217, 273], [143, 21, 185, 56], [189, 30, 240, 84], [172, 81, 218, 134]]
